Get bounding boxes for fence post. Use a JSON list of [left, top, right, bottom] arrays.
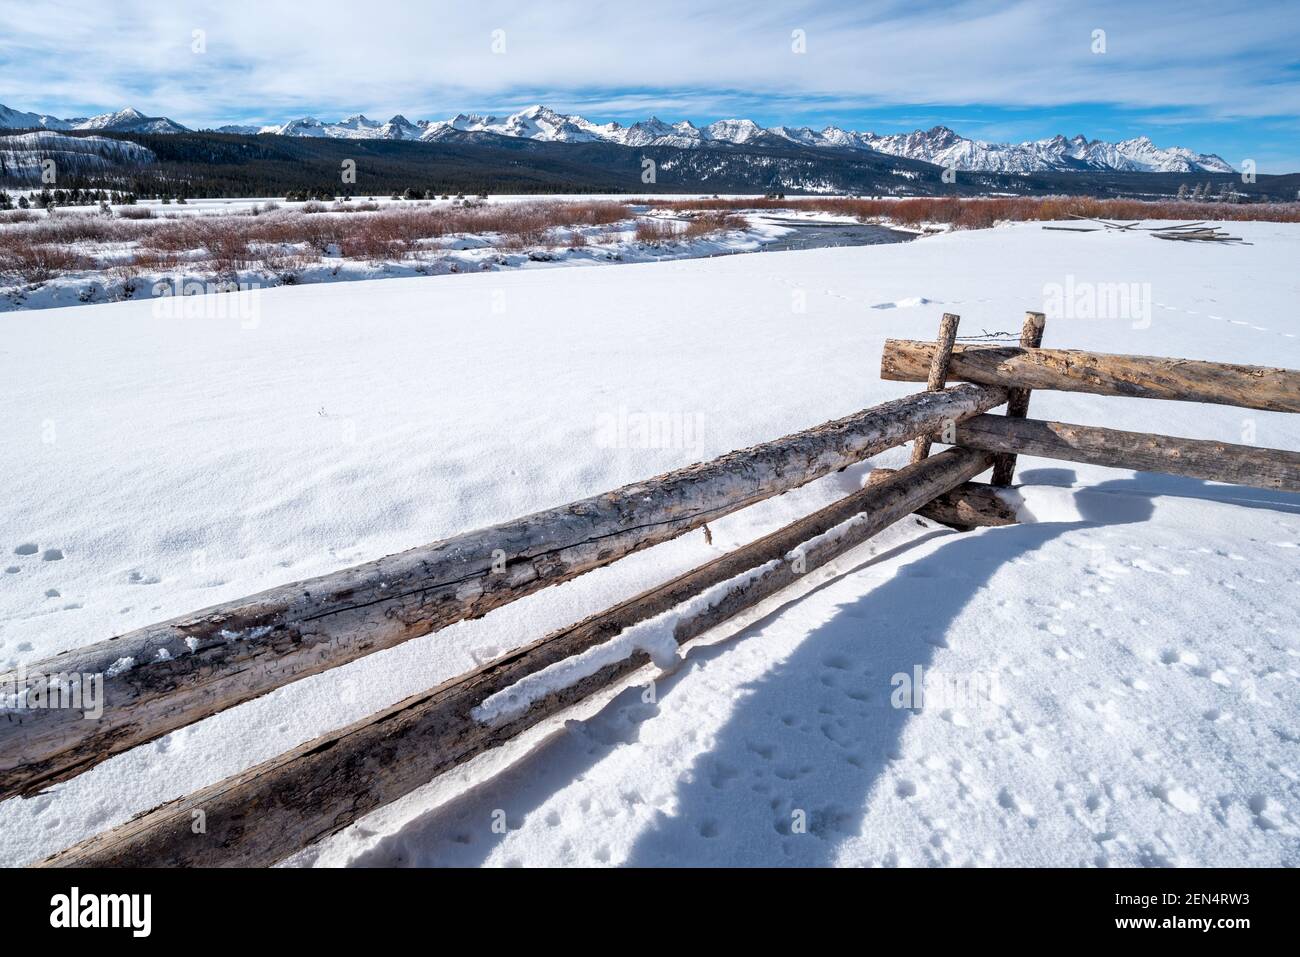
[[910, 312, 961, 464], [990, 311, 1046, 485]]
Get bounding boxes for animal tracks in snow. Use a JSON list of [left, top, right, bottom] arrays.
[[1156, 300, 1284, 336]]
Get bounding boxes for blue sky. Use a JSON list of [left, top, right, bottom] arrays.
[[3, 0, 1298, 171]]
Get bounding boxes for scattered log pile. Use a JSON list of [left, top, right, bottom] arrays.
[[1150, 226, 1250, 244], [1043, 216, 1250, 244]]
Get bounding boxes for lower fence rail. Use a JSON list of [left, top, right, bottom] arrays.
[[954, 415, 1300, 492]]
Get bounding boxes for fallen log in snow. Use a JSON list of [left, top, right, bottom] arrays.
[[0, 383, 1007, 800], [881, 342, 1300, 413], [41, 448, 993, 867], [955, 415, 1300, 492]]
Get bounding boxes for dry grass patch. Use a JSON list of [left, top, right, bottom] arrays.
[[0, 200, 644, 286]]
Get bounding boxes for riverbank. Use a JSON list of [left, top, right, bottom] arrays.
[[0, 199, 915, 312]]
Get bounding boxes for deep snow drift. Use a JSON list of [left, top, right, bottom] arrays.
[[1, 221, 1297, 866]]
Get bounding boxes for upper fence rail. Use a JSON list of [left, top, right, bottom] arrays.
[[881, 341, 1300, 413]]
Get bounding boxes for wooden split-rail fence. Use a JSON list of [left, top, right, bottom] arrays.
[[7, 311, 1299, 867]]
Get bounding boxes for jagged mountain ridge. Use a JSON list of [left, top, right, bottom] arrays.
[[0, 101, 1234, 173], [0, 104, 187, 135]]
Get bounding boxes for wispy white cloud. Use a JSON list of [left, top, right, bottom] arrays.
[[0, 0, 1295, 166]]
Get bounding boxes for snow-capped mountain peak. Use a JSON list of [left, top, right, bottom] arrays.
[[77, 107, 143, 129], [334, 114, 374, 129], [703, 118, 765, 144], [71, 106, 189, 135], [375, 115, 424, 140]]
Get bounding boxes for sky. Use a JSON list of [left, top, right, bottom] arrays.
[[2, 0, 1298, 171]]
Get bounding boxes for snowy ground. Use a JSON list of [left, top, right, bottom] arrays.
[[1, 221, 1297, 867]]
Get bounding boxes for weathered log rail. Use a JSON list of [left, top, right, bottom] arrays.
[[881, 341, 1300, 413], [0, 383, 1007, 800], [11, 305, 1300, 870], [954, 415, 1300, 492]]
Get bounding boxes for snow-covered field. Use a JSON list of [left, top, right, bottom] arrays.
[[1, 221, 1297, 867]]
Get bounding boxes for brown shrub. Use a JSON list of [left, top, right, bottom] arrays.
[[331, 201, 381, 214], [336, 217, 408, 260], [12, 214, 147, 246], [129, 248, 180, 272], [194, 221, 251, 274], [261, 248, 314, 281], [635, 218, 681, 244], [684, 210, 745, 238], [297, 215, 344, 253], [0, 243, 92, 283]]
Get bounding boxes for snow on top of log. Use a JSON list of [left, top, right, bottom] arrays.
[[471, 559, 783, 727]]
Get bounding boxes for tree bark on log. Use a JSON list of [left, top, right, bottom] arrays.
[[0, 384, 1007, 800], [910, 313, 960, 464], [990, 312, 1046, 486], [955, 415, 1300, 492], [869, 469, 1021, 529], [881, 342, 1300, 413], [41, 449, 993, 868]]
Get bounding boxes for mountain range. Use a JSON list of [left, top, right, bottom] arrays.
[[0, 101, 1235, 174], [0, 104, 188, 136]]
